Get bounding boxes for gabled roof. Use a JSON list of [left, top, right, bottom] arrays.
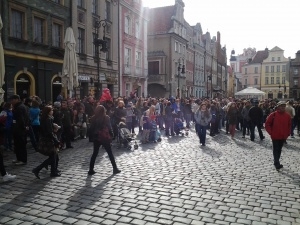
[[270, 46, 283, 51], [250, 49, 269, 64], [148, 6, 175, 34]]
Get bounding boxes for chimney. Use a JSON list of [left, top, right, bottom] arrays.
[[217, 31, 220, 43]]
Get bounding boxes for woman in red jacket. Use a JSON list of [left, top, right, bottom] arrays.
[[265, 101, 291, 171]]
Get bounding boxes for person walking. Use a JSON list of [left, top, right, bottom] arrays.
[[241, 100, 251, 138], [227, 102, 239, 139], [248, 100, 265, 141], [265, 101, 291, 170], [10, 95, 30, 165], [194, 103, 212, 146], [32, 106, 61, 178], [0, 153, 16, 181], [88, 105, 121, 175]]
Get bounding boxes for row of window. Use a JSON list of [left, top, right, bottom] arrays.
[[10, 7, 64, 48], [124, 16, 141, 39], [175, 41, 185, 54], [124, 48, 142, 68], [265, 77, 286, 85]]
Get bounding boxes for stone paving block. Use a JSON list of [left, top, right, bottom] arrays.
[[30, 218, 52, 224]]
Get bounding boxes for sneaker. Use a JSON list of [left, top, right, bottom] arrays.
[[242, 136, 245, 138], [12, 160, 19, 163], [113, 168, 121, 174], [291, 136, 295, 138], [3, 173, 16, 182]]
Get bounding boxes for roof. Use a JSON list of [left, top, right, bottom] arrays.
[[250, 49, 269, 64], [235, 87, 265, 96], [148, 51, 166, 57], [270, 46, 284, 52], [148, 6, 175, 34]]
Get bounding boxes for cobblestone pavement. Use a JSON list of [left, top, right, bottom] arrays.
[[1, 126, 300, 225]]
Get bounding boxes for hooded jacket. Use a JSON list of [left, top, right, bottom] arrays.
[[265, 110, 291, 140]]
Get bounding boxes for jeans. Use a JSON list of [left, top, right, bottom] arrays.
[[165, 119, 174, 135], [0, 153, 7, 176], [196, 124, 207, 144], [242, 120, 250, 136], [185, 114, 191, 128], [272, 140, 284, 167], [89, 141, 117, 171], [250, 122, 264, 141], [4, 128, 12, 150], [291, 118, 297, 136], [13, 131, 27, 163]]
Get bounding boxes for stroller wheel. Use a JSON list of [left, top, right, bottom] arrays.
[[134, 144, 138, 149], [127, 145, 132, 150], [157, 138, 162, 142]]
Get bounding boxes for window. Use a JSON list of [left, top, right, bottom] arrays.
[[277, 65, 280, 72], [52, 23, 62, 47], [282, 77, 285, 84], [245, 78, 247, 85], [272, 57, 275, 61], [135, 51, 141, 68], [245, 68, 247, 74], [265, 66, 269, 73], [278, 57, 280, 61], [105, 38, 111, 60], [124, 47, 131, 67], [175, 42, 178, 52], [33, 17, 45, 43], [125, 83, 130, 97], [179, 44, 181, 53], [282, 65, 286, 72], [265, 77, 269, 85], [294, 78, 298, 86], [78, 28, 85, 54], [271, 77, 274, 84], [135, 22, 140, 38], [92, 0, 97, 14], [255, 67, 258, 74], [11, 9, 24, 39], [254, 78, 258, 85], [92, 32, 97, 57], [276, 77, 280, 84], [125, 16, 131, 34], [148, 61, 159, 75], [183, 45, 186, 55], [105, 1, 111, 20], [52, 0, 62, 4], [271, 66, 274, 73], [294, 68, 299, 75], [77, 0, 84, 7]]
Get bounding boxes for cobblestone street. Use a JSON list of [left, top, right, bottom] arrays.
[[1, 126, 300, 225]]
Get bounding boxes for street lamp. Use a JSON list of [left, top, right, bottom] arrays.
[[94, 19, 108, 99], [206, 69, 211, 98], [177, 58, 185, 98]]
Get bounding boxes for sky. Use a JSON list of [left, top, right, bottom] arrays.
[[143, 0, 300, 60]]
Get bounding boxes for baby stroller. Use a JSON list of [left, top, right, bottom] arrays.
[[174, 118, 189, 136], [148, 119, 162, 142], [117, 125, 138, 150]]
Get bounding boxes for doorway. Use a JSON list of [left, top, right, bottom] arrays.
[[16, 74, 30, 100], [52, 77, 62, 102]]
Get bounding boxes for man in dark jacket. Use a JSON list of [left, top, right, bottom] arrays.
[[61, 100, 73, 149], [248, 101, 265, 141], [10, 94, 30, 165]]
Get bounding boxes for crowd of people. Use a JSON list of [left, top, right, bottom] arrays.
[[1, 88, 299, 181]]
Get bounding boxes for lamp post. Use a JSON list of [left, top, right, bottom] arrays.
[[206, 69, 211, 98], [94, 19, 108, 99], [177, 58, 185, 98]]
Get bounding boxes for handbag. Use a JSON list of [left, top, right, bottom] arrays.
[[38, 137, 57, 156], [96, 126, 112, 143]]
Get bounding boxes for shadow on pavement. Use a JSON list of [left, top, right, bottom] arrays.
[[280, 168, 300, 186]]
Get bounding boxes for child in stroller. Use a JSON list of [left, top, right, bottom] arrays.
[[174, 117, 189, 136], [117, 118, 138, 150]]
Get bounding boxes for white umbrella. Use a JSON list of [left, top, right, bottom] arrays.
[[62, 27, 78, 97], [0, 14, 5, 90]]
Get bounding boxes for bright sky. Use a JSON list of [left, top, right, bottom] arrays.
[[143, 0, 300, 60]]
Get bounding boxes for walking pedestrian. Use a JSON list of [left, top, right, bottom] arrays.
[[1, 153, 16, 181], [88, 105, 121, 175], [227, 102, 239, 139], [194, 103, 212, 146], [265, 101, 291, 170], [32, 106, 61, 178], [248, 100, 265, 141]]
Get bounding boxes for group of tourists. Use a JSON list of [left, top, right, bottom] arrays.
[[1, 88, 299, 182]]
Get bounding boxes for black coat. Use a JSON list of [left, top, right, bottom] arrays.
[[248, 106, 263, 124], [12, 102, 30, 135]]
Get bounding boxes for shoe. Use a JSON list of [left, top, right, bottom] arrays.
[[291, 136, 295, 138], [44, 165, 48, 170], [83, 136, 87, 139], [32, 168, 40, 179], [275, 164, 283, 170], [3, 173, 16, 182], [242, 136, 245, 138], [260, 136, 265, 140], [201, 143, 205, 146], [251, 139, 254, 142], [113, 168, 121, 174], [66, 146, 74, 149], [88, 170, 96, 175], [50, 172, 61, 177], [15, 161, 26, 165], [12, 160, 19, 163]]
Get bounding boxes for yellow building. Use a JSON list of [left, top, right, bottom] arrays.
[[261, 46, 289, 99]]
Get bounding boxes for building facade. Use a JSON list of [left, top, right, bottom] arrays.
[[1, 0, 71, 102], [261, 46, 289, 99], [289, 51, 300, 100]]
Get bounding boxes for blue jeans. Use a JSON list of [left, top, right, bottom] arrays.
[[196, 124, 207, 145], [272, 140, 284, 167]]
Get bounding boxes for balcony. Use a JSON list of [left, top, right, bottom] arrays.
[[148, 74, 167, 86]]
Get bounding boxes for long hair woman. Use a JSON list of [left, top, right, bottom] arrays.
[[88, 105, 120, 175], [194, 103, 212, 146], [32, 106, 60, 178]]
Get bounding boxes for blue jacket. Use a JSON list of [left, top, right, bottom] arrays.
[[29, 107, 41, 126]]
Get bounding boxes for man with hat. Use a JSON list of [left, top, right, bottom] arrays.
[[265, 101, 291, 170], [10, 94, 30, 165]]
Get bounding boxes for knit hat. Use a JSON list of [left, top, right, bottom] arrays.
[[53, 101, 61, 108], [276, 101, 286, 107]]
